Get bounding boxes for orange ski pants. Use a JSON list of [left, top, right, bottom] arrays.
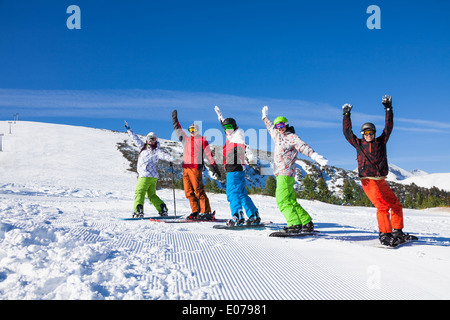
[[361, 178, 404, 233], [183, 168, 212, 213]]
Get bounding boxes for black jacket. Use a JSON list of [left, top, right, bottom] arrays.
[[343, 110, 393, 178]]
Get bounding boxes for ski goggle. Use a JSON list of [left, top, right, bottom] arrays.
[[363, 130, 375, 136], [147, 137, 157, 142], [189, 127, 198, 133], [274, 122, 286, 129], [223, 124, 234, 130]]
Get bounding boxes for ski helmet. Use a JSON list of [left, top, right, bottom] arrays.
[[360, 122, 376, 134], [188, 123, 199, 133], [273, 116, 288, 126], [146, 132, 157, 142], [222, 118, 238, 130]]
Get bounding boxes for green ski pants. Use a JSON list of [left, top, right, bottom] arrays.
[[133, 177, 165, 214], [276, 175, 312, 227]]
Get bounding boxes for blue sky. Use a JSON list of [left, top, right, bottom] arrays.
[[1, 0, 449, 173]]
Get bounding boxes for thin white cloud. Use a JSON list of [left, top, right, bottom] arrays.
[[0, 88, 337, 126], [396, 117, 450, 130], [1, 88, 449, 133]]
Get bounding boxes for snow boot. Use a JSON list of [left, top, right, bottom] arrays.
[[302, 221, 314, 233], [159, 203, 168, 216], [378, 232, 401, 247], [392, 229, 418, 243], [281, 224, 302, 234], [227, 212, 245, 226], [187, 212, 199, 220], [133, 204, 144, 218], [198, 211, 215, 221], [246, 212, 261, 225]]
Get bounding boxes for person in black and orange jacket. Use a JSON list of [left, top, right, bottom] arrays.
[[343, 95, 417, 247], [172, 110, 221, 219]]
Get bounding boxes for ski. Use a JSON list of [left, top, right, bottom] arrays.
[[117, 215, 180, 221], [213, 222, 270, 230], [269, 230, 320, 238], [151, 210, 228, 223], [152, 217, 228, 223]]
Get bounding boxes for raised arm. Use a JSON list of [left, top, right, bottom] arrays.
[[124, 121, 145, 149], [172, 110, 187, 142], [380, 95, 394, 143], [261, 106, 276, 139], [342, 104, 359, 148], [214, 105, 225, 124]]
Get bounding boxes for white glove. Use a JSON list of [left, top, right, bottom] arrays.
[[342, 104, 353, 115], [382, 95, 392, 110], [214, 105, 224, 122], [262, 106, 268, 119], [310, 152, 328, 166]]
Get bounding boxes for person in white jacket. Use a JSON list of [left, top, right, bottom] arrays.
[[261, 106, 328, 233], [125, 121, 175, 218]]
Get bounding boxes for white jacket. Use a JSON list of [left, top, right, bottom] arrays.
[[128, 129, 174, 178], [263, 116, 315, 177]]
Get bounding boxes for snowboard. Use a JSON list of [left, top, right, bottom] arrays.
[[269, 230, 320, 238], [373, 238, 418, 249], [213, 222, 269, 230]]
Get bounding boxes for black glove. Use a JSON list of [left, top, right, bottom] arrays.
[[212, 164, 221, 178], [382, 95, 392, 110], [342, 104, 353, 116], [172, 110, 180, 131]]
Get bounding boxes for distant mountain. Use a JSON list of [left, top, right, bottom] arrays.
[[398, 173, 450, 193], [385, 164, 450, 193], [387, 164, 428, 181]]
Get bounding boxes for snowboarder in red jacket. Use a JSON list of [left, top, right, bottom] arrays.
[[172, 110, 221, 220], [343, 95, 417, 247]]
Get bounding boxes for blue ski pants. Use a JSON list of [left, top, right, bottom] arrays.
[[226, 171, 258, 218]]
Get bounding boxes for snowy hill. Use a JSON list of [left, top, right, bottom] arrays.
[[1, 121, 450, 301], [399, 173, 450, 192], [387, 163, 428, 181], [386, 164, 450, 192]]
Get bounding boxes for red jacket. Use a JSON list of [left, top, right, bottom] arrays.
[[173, 120, 217, 169], [343, 110, 393, 178], [223, 139, 246, 172]]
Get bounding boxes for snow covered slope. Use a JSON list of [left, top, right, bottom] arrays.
[[1, 121, 450, 300], [0, 121, 137, 194], [397, 173, 450, 192], [387, 164, 450, 192], [387, 163, 426, 181]]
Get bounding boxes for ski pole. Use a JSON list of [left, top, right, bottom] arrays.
[[171, 162, 177, 218]]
